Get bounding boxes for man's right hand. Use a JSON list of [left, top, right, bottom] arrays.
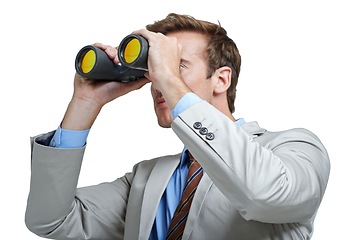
[[61, 43, 150, 131]]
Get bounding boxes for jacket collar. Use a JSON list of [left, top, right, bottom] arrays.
[[241, 121, 266, 138]]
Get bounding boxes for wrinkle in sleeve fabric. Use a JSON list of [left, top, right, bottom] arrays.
[[171, 100, 330, 224], [26, 132, 133, 240]]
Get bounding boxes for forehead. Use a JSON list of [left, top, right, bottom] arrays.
[[166, 31, 208, 59]]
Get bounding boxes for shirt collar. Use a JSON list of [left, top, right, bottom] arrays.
[[236, 118, 245, 126], [178, 147, 190, 168]]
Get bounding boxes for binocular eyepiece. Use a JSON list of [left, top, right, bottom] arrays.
[[75, 34, 148, 82]]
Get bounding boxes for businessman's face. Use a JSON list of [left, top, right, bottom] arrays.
[[151, 31, 213, 128]]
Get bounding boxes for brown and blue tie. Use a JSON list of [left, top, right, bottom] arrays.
[[166, 153, 203, 240]]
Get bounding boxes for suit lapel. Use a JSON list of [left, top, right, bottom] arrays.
[[138, 154, 181, 239], [182, 173, 213, 240], [241, 121, 266, 138]]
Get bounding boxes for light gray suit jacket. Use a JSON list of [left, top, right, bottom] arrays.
[[25, 101, 330, 240]]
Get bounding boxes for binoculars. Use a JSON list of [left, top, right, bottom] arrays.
[[75, 34, 148, 82]]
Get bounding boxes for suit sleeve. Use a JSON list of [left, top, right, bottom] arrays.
[[25, 131, 132, 240], [171, 101, 330, 223]]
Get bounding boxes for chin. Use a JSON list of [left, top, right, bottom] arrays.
[[155, 108, 173, 128], [158, 121, 172, 128], [156, 115, 173, 128], [157, 116, 173, 128]]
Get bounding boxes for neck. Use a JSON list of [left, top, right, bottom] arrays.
[[211, 99, 236, 122], [224, 110, 236, 122]]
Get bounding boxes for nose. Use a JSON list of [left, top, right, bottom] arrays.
[[151, 85, 162, 96]]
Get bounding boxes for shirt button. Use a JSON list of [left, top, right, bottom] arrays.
[[193, 122, 202, 129], [51, 140, 56, 147], [206, 132, 215, 140], [199, 127, 208, 135]]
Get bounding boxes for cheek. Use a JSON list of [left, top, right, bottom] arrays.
[[182, 64, 210, 86], [185, 78, 214, 100], [196, 86, 213, 101]]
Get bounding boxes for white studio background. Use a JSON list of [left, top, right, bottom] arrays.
[[0, 0, 336, 239]]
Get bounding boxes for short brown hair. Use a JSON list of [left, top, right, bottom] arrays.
[[146, 13, 241, 113]]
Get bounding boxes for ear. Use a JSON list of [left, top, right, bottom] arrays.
[[213, 66, 232, 94]]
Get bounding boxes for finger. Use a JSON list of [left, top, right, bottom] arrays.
[[93, 42, 109, 49], [93, 42, 118, 60], [132, 29, 157, 41]]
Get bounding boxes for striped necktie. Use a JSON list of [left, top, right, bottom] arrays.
[[166, 152, 203, 240]]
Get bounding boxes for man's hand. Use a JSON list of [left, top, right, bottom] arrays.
[[61, 43, 149, 130], [132, 29, 191, 110]]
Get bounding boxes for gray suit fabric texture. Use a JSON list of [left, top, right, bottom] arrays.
[[25, 101, 330, 240]]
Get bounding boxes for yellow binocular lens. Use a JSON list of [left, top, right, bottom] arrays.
[[74, 34, 148, 81], [75, 43, 146, 82], [123, 38, 141, 63], [81, 49, 96, 73], [118, 34, 148, 71]]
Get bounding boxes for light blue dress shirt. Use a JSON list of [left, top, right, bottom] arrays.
[[49, 93, 244, 240]]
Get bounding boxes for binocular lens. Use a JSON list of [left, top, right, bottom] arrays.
[[81, 49, 96, 73], [118, 34, 148, 71], [123, 38, 141, 63], [75, 34, 148, 82]]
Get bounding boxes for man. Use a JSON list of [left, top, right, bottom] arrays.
[[25, 13, 330, 240]]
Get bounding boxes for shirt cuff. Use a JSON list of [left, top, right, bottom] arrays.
[[49, 125, 90, 148], [171, 92, 202, 119]]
